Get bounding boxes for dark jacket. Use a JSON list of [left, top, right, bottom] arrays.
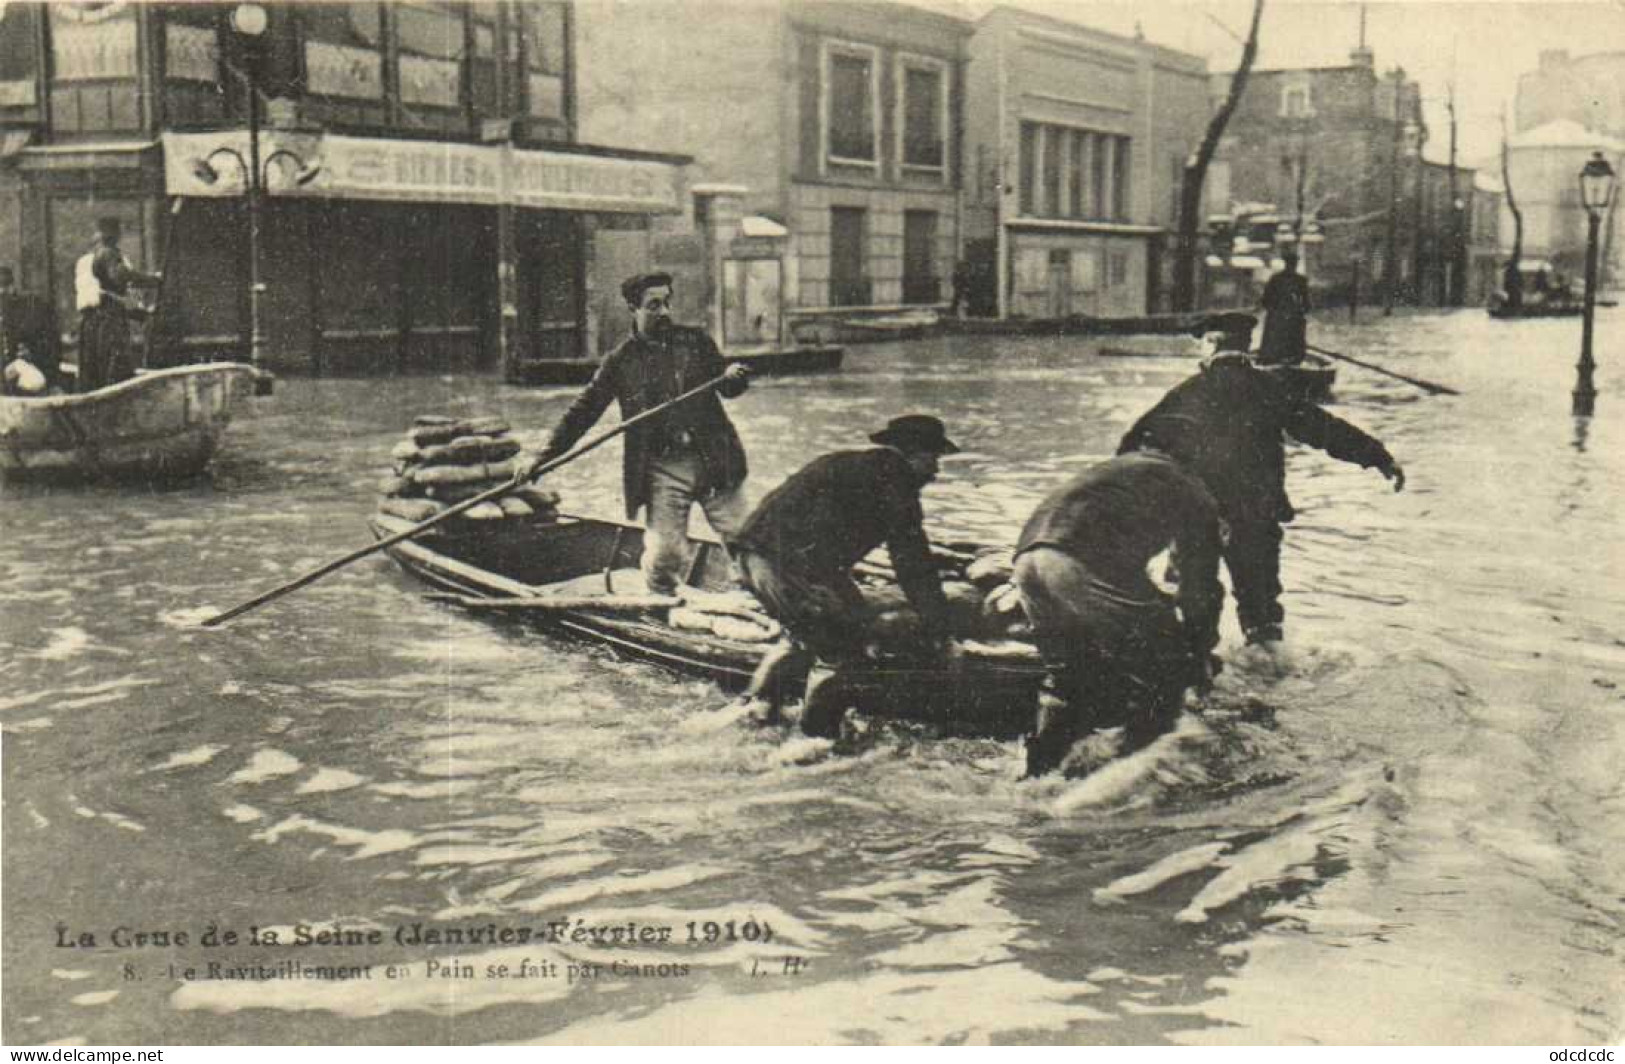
[[1017, 451, 1225, 656], [544, 325, 747, 519], [1259, 269, 1310, 364], [733, 447, 952, 639], [1118, 353, 1394, 525]]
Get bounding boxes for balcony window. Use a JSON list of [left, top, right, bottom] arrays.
[[823, 41, 878, 171], [1020, 122, 1130, 222], [897, 53, 946, 176], [49, 3, 137, 82]]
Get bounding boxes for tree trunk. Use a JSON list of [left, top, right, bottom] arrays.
[[1171, 0, 1266, 313], [1501, 118, 1524, 310]]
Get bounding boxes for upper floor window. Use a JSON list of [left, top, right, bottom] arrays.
[[0, 4, 41, 106], [1019, 121, 1132, 222], [49, 2, 137, 82], [897, 53, 946, 176], [301, 2, 384, 99], [395, 2, 463, 109], [519, 2, 567, 121], [1279, 76, 1314, 119], [823, 40, 879, 171]]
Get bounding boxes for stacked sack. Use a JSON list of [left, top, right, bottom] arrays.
[[377, 414, 562, 528], [866, 546, 1031, 652]]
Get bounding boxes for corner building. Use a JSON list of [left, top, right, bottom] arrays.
[[0, 1, 690, 378]]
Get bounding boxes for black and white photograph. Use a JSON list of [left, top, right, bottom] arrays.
[[1, 0, 1621, 1048]]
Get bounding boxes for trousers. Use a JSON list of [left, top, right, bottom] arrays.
[[1013, 547, 1196, 777], [1223, 518, 1284, 636], [642, 450, 750, 594]]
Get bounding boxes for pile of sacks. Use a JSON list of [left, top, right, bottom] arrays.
[[377, 415, 561, 527], [865, 546, 1031, 651]]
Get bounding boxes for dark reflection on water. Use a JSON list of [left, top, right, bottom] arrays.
[[3, 309, 1623, 1045]]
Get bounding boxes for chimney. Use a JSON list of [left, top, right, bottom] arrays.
[[1351, 45, 1374, 68]]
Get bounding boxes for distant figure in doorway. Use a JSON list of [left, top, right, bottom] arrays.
[[0, 266, 63, 396], [75, 218, 161, 392], [524, 271, 752, 595], [949, 259, 973, 319], [1257, 247, 1310, 366]]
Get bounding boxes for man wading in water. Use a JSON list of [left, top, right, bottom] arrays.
[[1118, 312, 1404, 646]]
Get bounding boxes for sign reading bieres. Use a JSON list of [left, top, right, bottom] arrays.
[[161, 132, 682, 215]]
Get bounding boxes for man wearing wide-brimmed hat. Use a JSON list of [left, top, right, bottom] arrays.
[[731, 414, 963, 729], [1118, 312, 1404, 646]]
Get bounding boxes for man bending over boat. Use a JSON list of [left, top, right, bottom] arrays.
[[731, 415, 963, 731], [1014, 451, 1225, 778], [1118, 312, 1404, 646], [523, 272, 751, 596]]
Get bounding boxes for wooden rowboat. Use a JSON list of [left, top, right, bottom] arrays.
[[0, 363, 267, 481], [369, 510, 1046, 738]]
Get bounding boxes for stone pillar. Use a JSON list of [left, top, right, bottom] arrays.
[[691, 184, 749, 344], [579, 212, 600, 356]]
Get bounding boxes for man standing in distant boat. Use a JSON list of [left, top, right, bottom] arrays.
[[731, 415, 963, 732], [524, 272, 751, 595], [1257, 247, 1309, 366], [1119, 312, 1404, 646], [75, 217, 161, 392], [1014, 450, 1226, 778]]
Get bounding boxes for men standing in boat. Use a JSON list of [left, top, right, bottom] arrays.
[[1118, 312, 1405, 646], [1014, 450, 1226, 778], [525, 272, 751, 595], [75, 218, 161, 392], [730, 415, 962, 731], [1257, 247, 1310, 366]]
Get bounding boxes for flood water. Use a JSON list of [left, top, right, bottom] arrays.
[[3, 309, 1622, 1046]]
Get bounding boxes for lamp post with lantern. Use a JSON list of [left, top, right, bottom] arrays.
[[185, 3, 320, 370], [1573, 151, 1617, 416]]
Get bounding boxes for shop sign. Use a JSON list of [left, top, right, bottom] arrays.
[[508, 150, 680, 214], [399, 54, 460, 109], [165, 23, 219, 84], [305, 41, 384, 100], [163, 132, 682, 215], [729, 236, 779, 259]]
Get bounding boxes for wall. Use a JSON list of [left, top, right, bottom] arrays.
[[574, 0, 785, 220]]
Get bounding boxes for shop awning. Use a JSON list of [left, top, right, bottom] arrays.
[[162, 131, 685, 215]]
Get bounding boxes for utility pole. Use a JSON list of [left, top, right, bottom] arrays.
[[1384, 70, 1402, 315]]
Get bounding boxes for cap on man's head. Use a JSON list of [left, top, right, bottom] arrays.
[[1282, 247, 1300, 263], [1190, 311, 1257, 342], [869, 414, 960, 455], [95, 217, 122, 239], [621, 271, 673, 306]]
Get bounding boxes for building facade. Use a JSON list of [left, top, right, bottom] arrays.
[[574, 0, 968, 346], [1502, 123, 1625, 292], [961, 7, 1207, 319], [1207, 52, 1468, 308], [0, 0, 692, 378], [1517, 50, 1625, 142], [1467, 171, 1504, 306]]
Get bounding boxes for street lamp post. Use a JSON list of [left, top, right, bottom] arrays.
[[231, 4, 267, 369], [1573, 151, 1617, 416]]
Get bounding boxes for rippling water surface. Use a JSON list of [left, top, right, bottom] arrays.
[[3, 309, 1622, 1045]]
